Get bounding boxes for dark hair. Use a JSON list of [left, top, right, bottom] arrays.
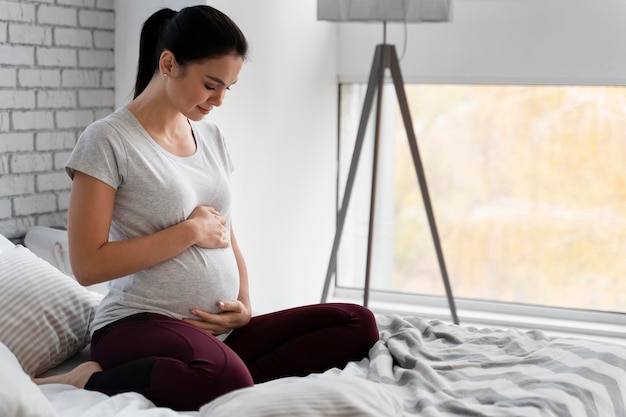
[[134, 5, 248, 98]]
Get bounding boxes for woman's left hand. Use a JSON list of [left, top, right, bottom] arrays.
[[183, 300, 251, 336]]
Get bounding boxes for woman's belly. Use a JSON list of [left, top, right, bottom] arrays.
[[155, 246, 241, 316], [93, 245, 240, 330]]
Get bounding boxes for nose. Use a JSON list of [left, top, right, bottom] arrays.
[[209, 88, 227, 107]]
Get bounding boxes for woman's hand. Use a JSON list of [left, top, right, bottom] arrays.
[[187, 206, 229, 249], [183, 300, 251, 336]]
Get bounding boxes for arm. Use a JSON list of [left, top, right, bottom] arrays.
[[68, 171, 228, 286]]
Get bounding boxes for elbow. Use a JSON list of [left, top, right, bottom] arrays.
[[74, 273, 95, 287], [73, 268, 99, 287], [70, 259, 104, 287]]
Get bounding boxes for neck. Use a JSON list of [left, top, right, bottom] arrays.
[[126, 85, 196, 156]]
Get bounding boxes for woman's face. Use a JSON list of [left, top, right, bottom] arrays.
[[168, 54, 244, 121]]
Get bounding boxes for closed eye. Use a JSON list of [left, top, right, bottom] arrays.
[[205, 84, 231, 91], [204, 75, 237, 91]]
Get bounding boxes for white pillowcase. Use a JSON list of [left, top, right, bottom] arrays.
[[24, 226, 73, 276], [0, 245, 102, 376], [0, 233, 15, 255], [199, 375, 404, 417], [0, 341, 58, 417]]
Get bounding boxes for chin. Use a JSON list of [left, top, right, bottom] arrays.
[[186, 112, 206, 122]]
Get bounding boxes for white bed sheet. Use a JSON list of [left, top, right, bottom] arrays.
[[42, 384, 198, 417], [41, 374, 402, 417]]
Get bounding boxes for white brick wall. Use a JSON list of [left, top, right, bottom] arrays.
[[0, 0, 115, 239]]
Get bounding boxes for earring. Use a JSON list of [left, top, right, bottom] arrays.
[[162, 73, 168, 78]]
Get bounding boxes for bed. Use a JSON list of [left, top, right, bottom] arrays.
[[1, 230, 625, 417]]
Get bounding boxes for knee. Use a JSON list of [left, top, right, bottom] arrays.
[[213, 357, 254, 392], [335, 303, 380, 349], [152, 356, 253, 411], [195, 352, 254, 396], [353, 304, 380, 346]]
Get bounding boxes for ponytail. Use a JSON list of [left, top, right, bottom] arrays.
[[134, 8, 176, 98], [133, 6, 248, 99]]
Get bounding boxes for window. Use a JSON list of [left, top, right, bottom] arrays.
[[336, 83, 626, 319]]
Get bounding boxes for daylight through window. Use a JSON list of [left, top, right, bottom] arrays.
[[337, 83, 626, 314]]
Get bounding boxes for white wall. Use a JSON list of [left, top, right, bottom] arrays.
[[115, 0, 338, 313], [338, 0, 626, 85], [114, 0, 626, 314]]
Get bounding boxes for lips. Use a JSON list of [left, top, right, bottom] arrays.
[[198, 106, 210, 115]]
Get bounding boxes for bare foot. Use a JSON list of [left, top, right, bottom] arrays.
[[34, 361, 102, 389]]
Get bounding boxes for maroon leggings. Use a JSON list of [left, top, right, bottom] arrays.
[[86, 303, 379, 411]]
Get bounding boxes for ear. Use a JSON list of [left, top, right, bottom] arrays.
[[159, 50, 179, 77]]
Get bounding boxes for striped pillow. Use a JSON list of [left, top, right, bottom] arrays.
[[0, 245, 102, 377]]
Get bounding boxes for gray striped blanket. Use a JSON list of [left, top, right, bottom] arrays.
[[333, 314, 626, 417]]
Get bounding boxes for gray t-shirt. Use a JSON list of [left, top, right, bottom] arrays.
[[66, 107, 239, 336]]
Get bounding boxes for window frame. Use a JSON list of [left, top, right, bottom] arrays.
[[332, 80, 626, 344]]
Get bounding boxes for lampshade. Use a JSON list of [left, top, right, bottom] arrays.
[[317, 0, 451, 23]]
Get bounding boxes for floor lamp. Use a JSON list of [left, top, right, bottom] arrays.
[[318, 0, 459, 324]]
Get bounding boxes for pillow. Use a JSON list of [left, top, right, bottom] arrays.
[[0, 245, 102, 377], [0, 233, 15, 255], [199, 376, 404, 417], [23, 226, 110, 296], [25, 226, 73, 276], [0, 341, 59, 417]]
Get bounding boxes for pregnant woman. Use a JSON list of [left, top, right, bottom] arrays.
[[35, 4, 379, 411]]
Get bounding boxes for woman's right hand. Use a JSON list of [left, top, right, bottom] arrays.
[[187, 206, 230, 248]]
